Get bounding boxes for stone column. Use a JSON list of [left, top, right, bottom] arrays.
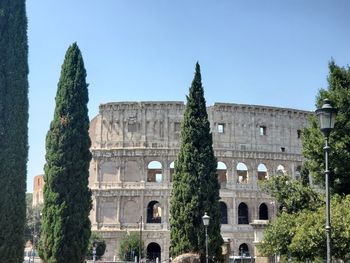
[[250, 220, 269, 263], [116, 195, 121, 227]]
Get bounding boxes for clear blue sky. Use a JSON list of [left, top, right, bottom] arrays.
[[26, 0, 350, 192]]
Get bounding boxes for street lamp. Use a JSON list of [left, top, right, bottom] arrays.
[[316, 99, 336, 263], [202, 212, 210, 263], [31, 209, 41, 263]]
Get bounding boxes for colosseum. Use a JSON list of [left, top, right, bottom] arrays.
[[88, 101, 312, 262]]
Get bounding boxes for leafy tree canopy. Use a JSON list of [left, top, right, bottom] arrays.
[[260, 195, 350, 261], [118, 233, 144, 261], [257, 212, 295, 256], [86, 232, 106, 260], [24, 193, 43, 243], [302, 60, 350, 195], [289, 195, 350, 261], [259, 174, 321, 213], [259, 61, 350, 262]]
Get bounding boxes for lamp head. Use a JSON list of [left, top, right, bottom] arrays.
[[202, 212, 210, 226], [316, 99, 336, 137]]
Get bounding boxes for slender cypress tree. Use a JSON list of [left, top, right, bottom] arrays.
[[39, 43, 92, 263], [170, 63, 223, 262], [0, 1, 29, 262]]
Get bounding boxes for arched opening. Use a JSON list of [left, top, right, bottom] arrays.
[[217, 162, 227, 186], [239, 243, 250, 256], [147, 242, 161, 262], [220, 202, 228, 224], [257, 163, 268, 180], [259, 203, 269, 220], [169, 161, 175, 182], [238, 202, 249, 224], [237, 163, 248, 184], [276, 164, 286, 175], [147, 161, 162, 182], [147, 201, 161, 223]]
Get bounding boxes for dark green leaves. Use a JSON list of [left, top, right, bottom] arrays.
[[170, 63, 223, 262], [0, 0, 28, 262], [303, 61, 350, 195], [39, 43, 92, 263]]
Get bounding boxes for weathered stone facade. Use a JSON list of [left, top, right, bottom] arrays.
[[33, 174, 44, 207], [88, 101, 312, 262]]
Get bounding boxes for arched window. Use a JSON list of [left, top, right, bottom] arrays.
[[238, 202, 249, 224], [239, 243, 250, 256], [147, 161, 162, 182], [147, 242, 161, 262], [217, 161, 227, 185], [169, 161, 175, 182], [220, 202, 228, 224], [257, 163, 268, 180], [276, 164, 286, 175], [259, 203, 269, 220], [147, 201, 161, 223], [237, 162, 248, 183]]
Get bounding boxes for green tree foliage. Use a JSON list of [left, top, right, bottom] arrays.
[[170, 63, 223, 262], [259, 176, 350, 261], [258, 175, 320, 257], [259, 174, 321, 213], [302, 61, 350, 195], [86, 232, 106, 260], [259, 61, 350, 261], [118, 233, 144, 261], [24, 193, 43, 243], [0, 1, 29, 262], [24, 193, 34, 241], [289, 195, 350, 261], [257, 212, 295, 256], [39, 43, 92, 263]]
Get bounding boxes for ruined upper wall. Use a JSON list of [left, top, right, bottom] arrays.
[[89, 101, 313, 154], [209, 103, 312, 154]]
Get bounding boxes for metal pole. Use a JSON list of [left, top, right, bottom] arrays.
[[205, 225, 208, 263], [93, 245, 96, 262], [31, 209, 36, 263], [139, 216, 142, 263], [324, 138, 331, 263]]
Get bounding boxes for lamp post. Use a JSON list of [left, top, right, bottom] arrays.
[[202, 212, 210, 263], [316, 99, 336, 263], [31, 209, 41, 263]]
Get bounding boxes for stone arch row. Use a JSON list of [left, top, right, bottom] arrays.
[[146, 160, 298, 183], [122, 241, 161, 262], [146, 200, 269, 225], [220, 201, 269, 224]]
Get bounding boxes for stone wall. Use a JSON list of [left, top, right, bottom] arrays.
[[32, 174, 44, 207]]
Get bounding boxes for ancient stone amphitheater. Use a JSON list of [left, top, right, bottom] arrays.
[[88, 101, 312, 262]]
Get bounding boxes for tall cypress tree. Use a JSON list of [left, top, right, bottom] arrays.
[[39, 43, 92, 263], [170, 63, 223, 262], [0, 1, 29, 262]]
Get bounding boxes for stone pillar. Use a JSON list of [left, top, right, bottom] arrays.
[[116, 196, 121, 227], [116, 157, 121, 182], [250, 220, 270, 263]]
